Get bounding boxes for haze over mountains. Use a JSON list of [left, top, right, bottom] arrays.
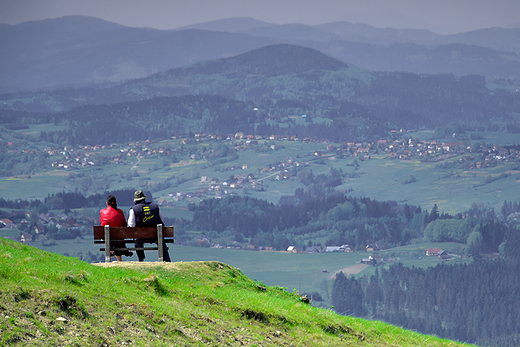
[[2, 42, 519, 148], [1, 15, 519, 93]]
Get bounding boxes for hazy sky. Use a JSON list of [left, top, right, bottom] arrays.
[[1, 0, 519, 35]]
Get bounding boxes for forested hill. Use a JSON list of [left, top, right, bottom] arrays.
[[1, 95, 263, 145], [179, 194, 508, 256], [167, 44, 348, 77]]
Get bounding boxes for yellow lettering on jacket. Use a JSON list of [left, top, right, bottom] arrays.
[[143, 215, 154, 223]]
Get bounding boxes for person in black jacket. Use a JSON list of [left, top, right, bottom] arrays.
[[128, 190, 171, 262]]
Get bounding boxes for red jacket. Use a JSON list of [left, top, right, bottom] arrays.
[[100, 205, 127, 227]]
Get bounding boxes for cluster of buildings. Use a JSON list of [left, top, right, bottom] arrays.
[[46, 141, 173, 170], [1, 211, 96, 244], [376, 138, 517, 167], [48, 145, 100, 170], [182, 131, 519, 170], [13, 127, 515, 176]]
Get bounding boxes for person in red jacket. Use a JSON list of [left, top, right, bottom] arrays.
[[100, 194, 129, 261]]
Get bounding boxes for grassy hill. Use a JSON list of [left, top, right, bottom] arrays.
[[0, 238, 471, 346]]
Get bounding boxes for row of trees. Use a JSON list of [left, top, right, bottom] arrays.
[[185, 193, 500, 252]]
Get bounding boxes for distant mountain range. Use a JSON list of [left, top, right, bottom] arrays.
[[0, 16, 519, 93]]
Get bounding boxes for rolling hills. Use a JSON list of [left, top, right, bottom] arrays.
[[2, 43, 518, 145]]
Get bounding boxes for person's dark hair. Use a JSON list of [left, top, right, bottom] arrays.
[[107, 194, 117, 209]]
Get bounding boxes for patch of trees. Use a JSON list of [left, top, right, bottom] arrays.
[[42, 189, 153, 210], [184, 192, 518, 254], [500, 200, 520, 220], [0, 189, 152, 211], [331, 222, 520, 346], [0, 197, 43, 210], [0, 150, 51, 178], [186, 194, 434, 250]]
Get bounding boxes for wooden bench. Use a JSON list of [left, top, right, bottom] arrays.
[[93, 225, 174, 262]]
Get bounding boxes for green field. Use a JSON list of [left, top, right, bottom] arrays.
[[11, 123, 69, 138], [334, 155, 520, 214]]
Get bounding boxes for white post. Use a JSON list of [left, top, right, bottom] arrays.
[[157, 224, 164, 262], [104, 225, 111, 262]]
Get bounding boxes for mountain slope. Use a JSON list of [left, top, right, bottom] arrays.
[[315, 21, 442, 45], [176, 17, 271, 32], [241, 23, 343, 42], [0, 16, 277, 92], [170, 43, 348, 77], [434, 27, 520, 54], [0, 238, 470, 346]]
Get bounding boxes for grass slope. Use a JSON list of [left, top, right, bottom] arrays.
[[10, 237, 469, 310], [0, 238, 472, 346]]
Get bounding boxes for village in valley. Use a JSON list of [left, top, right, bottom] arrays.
[[38, 130, 515, 172], [0, 127, 515, 264], [22, 129, 518, 203]]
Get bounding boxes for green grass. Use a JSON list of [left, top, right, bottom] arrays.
[[406, 130, 520, 147], [0, 171, 72, 200], [11, 123, 69, 138], [0, 238, 472, 346], [333, 154, 520, 214], [0, 228, 22, 238]]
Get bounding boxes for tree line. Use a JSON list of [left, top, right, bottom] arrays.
[[0, 189, 151, 212], [3, 184, 515, 256]]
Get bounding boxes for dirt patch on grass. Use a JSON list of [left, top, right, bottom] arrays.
[[329, 264, 369, 280], [92, 261, 185, 271], [50, 172, 69, 176], [169, 161, 191, 167]]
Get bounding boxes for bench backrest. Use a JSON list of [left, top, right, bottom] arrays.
[[93, 226, 174, 240]]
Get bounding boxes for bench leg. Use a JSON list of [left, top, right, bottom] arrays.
[[104, 225, 111, 262]]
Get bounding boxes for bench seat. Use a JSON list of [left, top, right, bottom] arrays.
[[93, 225, 174, 262]]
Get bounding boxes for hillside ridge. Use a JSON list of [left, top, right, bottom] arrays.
[[167, 43, 348, 77], [0, 238, 469, 346]]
